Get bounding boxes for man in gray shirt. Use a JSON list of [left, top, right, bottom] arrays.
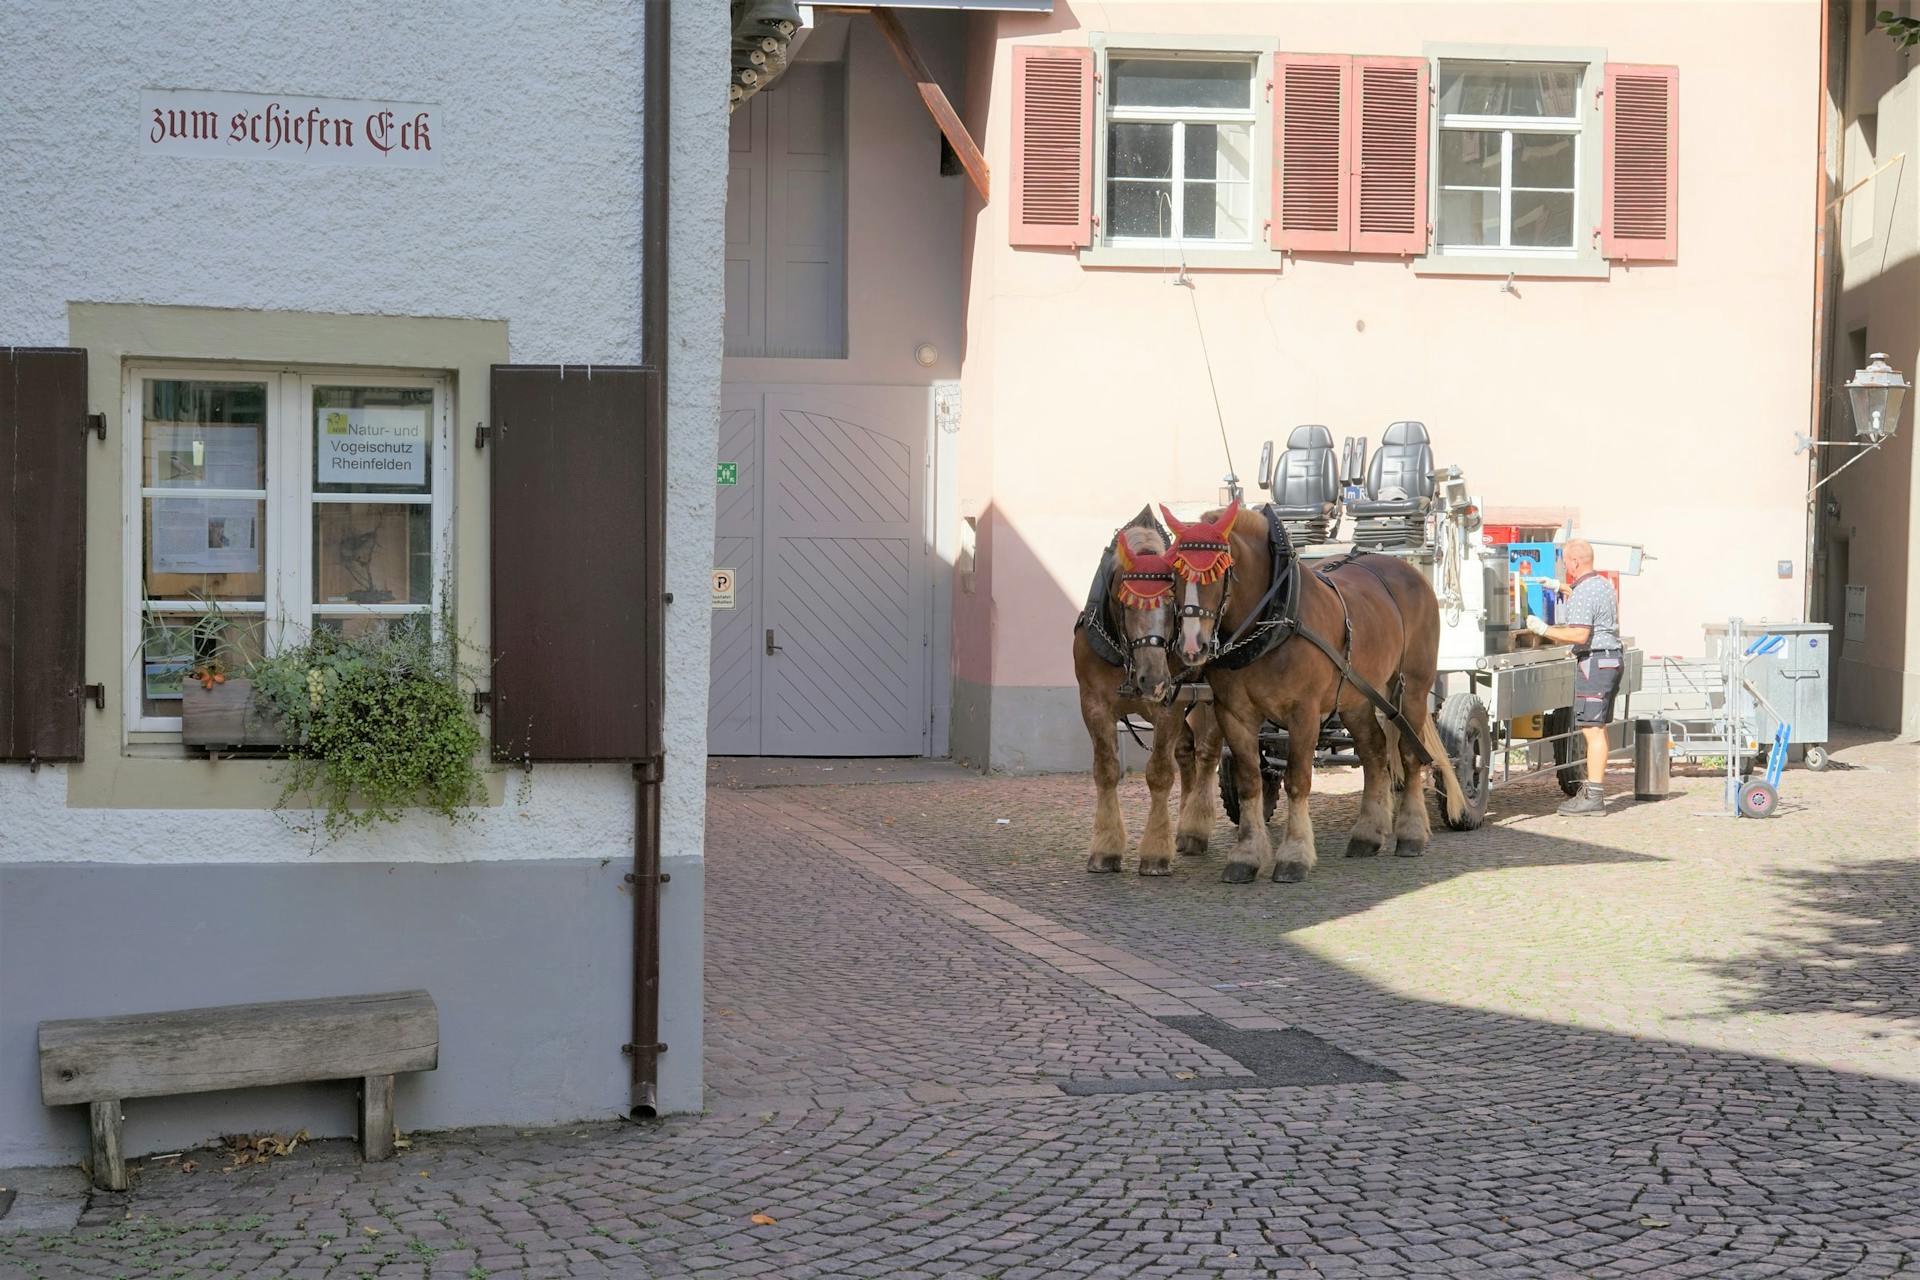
[[1524, 539, 1623, 815]]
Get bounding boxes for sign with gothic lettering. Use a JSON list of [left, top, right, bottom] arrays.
[[140, 88, 442, 167]]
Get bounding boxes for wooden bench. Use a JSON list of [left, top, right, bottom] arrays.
[[39, 990, 437, 1190]]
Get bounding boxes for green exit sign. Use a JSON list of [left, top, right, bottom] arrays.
[[716, 461, 738, 486]]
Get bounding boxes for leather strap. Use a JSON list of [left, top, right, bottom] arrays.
[[1290, 617, 1439, 769]]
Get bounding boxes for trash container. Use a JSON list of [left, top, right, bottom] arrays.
[[1634, 718, 1671, 800]]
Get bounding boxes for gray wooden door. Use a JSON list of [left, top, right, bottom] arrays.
[[708, 386, 930, 757], [707, 390, 764, 754]]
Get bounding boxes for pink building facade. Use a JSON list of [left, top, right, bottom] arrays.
[[952, 1, 1822, 770], [716, 3, 1832, 771]]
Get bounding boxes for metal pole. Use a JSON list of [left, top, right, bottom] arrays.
[[629, 756, 665, 1116], [1723, 617, 1741, 813], [630, 0, 672, 1118]]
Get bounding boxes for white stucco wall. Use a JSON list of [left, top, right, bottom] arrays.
[[0, 0, 723, 865], [0, 0, 726, 1147], [0, 766, 635, 865], [0, 1, 644, 362]]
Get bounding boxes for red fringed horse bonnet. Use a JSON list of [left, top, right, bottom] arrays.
[[1112, 532, 1177, 609], [1160, 499, 1239, 584]]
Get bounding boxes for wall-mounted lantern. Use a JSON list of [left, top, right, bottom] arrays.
[[1799, 354, 1908, 499], [1846, 352, 1909, 442]]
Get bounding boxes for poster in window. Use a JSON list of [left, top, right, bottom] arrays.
[[151, 497, 262, 575], [144, 661, 190, 701], [317, 406, 428, 487], [148, 423, 260, 489]]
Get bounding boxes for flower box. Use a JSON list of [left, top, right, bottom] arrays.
[[180, 676, 286, 749]]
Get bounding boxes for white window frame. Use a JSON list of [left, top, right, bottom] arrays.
[[1415, 44, 1607, 279], [123, 363, 454, 735], [1434, 63, 1584, 259], [1085, 36, 1274, 268], [1103, 55, 1259, 249]]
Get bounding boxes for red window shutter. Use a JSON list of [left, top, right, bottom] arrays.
[[1010, 46, 1093, 248], [1349, 56, 1429, 255], [1273, 53, 1350, 252], [1602, 63, 1678, 260]]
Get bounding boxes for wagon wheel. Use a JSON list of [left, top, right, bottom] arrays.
[[1547, 707, 1585, 797], [1803, 745, 1831, 771], [1435, 692, 1491, 832], [1218, 746, 1282, 827]]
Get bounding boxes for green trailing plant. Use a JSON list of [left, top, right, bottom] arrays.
[[248, 605, 485, 841], [1878, 9, 1920, 48]]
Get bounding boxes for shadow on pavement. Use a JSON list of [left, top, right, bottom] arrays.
[[1692, 856, 1920, 1028]]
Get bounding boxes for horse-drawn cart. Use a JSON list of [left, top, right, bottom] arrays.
[[1212, 424, 1643, 830]]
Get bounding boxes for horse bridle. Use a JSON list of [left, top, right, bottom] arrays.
[[1170, 544, 1234, 662], [1112, 568, 1175, 676]]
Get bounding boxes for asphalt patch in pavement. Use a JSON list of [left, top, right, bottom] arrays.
[[1058, 1016, 1401, 1096]]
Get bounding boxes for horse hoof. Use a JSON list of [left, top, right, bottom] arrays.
[[1086, 854, 1123, 874], [1139, 860, 1172, 877], [1221, 861, 1259, 884], [1271, 861, 1310, 883], [1176, 835, 1208, 857], [1344, 835, 1383, 859], [1394, 841, 1427, 858]]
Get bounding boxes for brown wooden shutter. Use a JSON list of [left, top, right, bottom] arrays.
[[1273, 53, 1351, 252], [488, 365, 660, 762], [1349, 56, 1429, 255], [0, 347, 88, 764], [1010, 45, 1094, 248], [1602, 63, 1678, 260]]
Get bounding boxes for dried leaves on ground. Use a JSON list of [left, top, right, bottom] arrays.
[[220, 1130, 310, 1170]]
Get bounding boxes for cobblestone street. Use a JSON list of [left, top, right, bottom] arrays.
[[5, 735, 1919, 1278]]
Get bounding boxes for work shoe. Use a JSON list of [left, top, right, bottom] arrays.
[[1557, 782, 1607, 816]]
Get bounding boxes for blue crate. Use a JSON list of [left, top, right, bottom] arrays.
[[1502, 541, 1562, 622]]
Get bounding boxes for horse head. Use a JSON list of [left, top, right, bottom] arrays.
[[1108, 513, 1178, 701], [1160, 499, 1243, 666]]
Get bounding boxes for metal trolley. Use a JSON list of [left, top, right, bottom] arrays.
[[1632, 618, 1832, 818]]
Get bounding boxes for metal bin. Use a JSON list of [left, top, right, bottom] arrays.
[[1703, 621, 1832, 747], [1634, 718, 1671, 800]]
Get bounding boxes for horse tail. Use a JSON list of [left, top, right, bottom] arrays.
[[1419, 714, 1466, 824], [1373, 708, 1406, 790]]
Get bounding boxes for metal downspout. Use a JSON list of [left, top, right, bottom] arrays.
[[631, 0, 672, 1119], [1806, 0, 1845, 621]]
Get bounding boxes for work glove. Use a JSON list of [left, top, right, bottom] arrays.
[[1525, 615, 1551, 637]]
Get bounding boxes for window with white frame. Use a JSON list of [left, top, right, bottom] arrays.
[[128, 367, 451, 732], [1435, 61, 1584, 255], [1103, 56, 1256, 247]]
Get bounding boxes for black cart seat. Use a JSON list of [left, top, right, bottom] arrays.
[[1347, 421, 1434, 518], [1267, 424, 1340, 544]]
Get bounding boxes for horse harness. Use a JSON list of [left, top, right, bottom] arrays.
[[1077, 534, 1211, 706], [1078, 515, 1434, 769], [1211, 526, 1440, 770]]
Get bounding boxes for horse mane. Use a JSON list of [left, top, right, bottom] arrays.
[[1118, 505, 1168, 555], [1210, 505, 1273, 633]]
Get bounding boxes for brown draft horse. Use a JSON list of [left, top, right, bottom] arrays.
[[1162, 503, 1465, 883], [1071, 509, 1223, 876]]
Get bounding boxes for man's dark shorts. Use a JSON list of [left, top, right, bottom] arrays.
[[1575, 650, 1625, 726]]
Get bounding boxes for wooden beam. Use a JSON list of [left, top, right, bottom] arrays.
[[88, 1101, 126, 1192], [40, 990, 439, 1105], [870, 8, 990, 203], [361, 1074, 396, 1162]]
